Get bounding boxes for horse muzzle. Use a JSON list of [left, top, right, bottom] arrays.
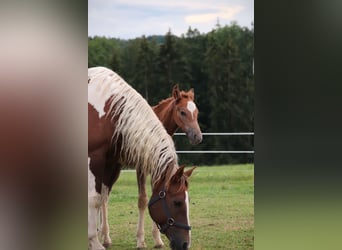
[[186, 128, 202, 145], [170, 239, 190, 250]]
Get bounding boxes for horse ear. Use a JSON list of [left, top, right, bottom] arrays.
[[189, 88, 194, 100], [171, 165, 196, 183], [184, 166, 196, 178], [171, 165, 185, 182], [172, 84, 181, 100]]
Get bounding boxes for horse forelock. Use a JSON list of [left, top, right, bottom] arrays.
[[89, 67, 178, 187], [164, 168, 189, 194], [180, 90, 194, 101], [154, 89, 194, 108]]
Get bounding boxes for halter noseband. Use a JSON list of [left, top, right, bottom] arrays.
[[148, 189, 191, 234]]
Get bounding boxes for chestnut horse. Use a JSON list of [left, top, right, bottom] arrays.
[[99, 85, 202, 249], [88, 67, 195, 250], [152, 84, 202, 145]]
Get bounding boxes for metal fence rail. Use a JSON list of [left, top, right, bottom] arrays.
[[175, 132, 254, 136], [176, 150, 254, 154], [174, 132, 254, 154]]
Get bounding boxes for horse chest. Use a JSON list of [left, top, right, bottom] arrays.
[[88, 102, 122, 194]]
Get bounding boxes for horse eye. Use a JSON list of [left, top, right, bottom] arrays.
[[173, 201, 183, 207], [180, 111, 186, 116]]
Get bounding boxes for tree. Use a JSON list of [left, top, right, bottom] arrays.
[[88, 23, 254, 165], [88, 36, 118, 68], [156, 30, 191, 100], [133, 36, 157, 101]]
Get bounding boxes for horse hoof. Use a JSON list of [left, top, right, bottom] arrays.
[[137, 246, 147, 250], [154, 244, 164, 249], [103, 242, 111, 249], [136, 243, 147, 249]]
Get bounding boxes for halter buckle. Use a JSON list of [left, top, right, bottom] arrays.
[[158, 190, 166, 198], [167, 218, 175, 226]]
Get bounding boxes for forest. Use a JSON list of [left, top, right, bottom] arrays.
[[88, 22, 254, 165]]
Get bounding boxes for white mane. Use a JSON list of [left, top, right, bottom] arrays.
[[88, 67, 178, 186]]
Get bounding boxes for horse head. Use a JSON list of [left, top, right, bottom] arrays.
[[148, 165, 196, 250], [172, 85, 202, 145]]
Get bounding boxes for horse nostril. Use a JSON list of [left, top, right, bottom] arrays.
[[194, 134, 202, 144], [198, 134, 202, 142], [183, 242, 188, 249]]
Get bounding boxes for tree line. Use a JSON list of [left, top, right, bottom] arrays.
[[88, 22, 254, 165]]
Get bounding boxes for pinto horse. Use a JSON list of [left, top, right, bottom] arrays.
[[99, 85, 202, 249], [88, 67, 196, 250]]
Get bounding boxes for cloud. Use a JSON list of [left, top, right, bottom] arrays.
[[88, 0, 253, 38], [113, 0, 221, 11], [185, 6, 245, 24]]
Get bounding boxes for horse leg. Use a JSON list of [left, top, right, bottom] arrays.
[[152, 222, 164, 248], [89, 195, 105, 250], [136, 169, 147, 249], [136, 169, 164, 248], [88, 164, 105, 250], [101, 158, 122, 248], [100, 186, 111, 248]]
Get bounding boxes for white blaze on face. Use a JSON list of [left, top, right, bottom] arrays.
[[186, 101, 196, 119], [185, 191, 191, 247]]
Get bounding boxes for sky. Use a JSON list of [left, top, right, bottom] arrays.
[[88, 0, 254, 39]]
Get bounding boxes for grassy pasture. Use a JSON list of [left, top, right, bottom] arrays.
[[105, 164, 254, 249]]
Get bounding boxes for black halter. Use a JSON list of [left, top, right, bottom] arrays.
[[148, 189, 191, 234]]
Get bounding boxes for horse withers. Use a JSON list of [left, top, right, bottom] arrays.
[[88, 67, 195, 250]]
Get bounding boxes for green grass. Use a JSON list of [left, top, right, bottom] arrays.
[[106, 164, 254, 249]]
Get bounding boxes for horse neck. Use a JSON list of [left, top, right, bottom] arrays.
[[152, 98, 178, 135]]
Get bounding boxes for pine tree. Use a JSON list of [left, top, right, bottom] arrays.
[[157, 29, 191, 100], [134, 36, 157, 102], [88, 24, 254, 165]]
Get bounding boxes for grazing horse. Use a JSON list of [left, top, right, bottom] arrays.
[[88, 67, 195, 250], [99, 84, 203, 249], [135, 85, 202, 248]]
